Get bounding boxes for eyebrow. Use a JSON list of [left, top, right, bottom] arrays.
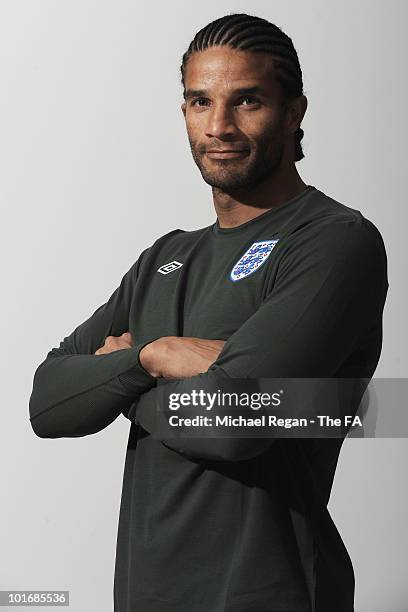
[[184, 86, 264, 100]]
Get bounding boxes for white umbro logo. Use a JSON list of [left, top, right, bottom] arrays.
[[157, 260, 183, 275]]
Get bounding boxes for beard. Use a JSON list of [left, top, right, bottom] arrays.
[[187, 120, 286, 193]]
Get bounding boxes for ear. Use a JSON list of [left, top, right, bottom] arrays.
[[286, 95, 307, 133], [181, 101, 187, 118], [298, 95, 308, 124]]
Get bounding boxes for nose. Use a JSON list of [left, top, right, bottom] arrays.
[[205, 103, 238, 140]]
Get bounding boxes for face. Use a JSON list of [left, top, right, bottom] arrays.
[[181, 46, 304, 192]]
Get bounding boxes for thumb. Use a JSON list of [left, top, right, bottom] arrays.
[[122, 331, 134, 343]]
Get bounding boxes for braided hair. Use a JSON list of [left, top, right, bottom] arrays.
[[180, 13, 306, 162]]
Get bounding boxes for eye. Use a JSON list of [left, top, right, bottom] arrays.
[[237, 95, 260, 107], [190, 97, 210, 107]]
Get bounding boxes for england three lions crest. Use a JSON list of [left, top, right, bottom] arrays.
[[230, 239, 280, 282]]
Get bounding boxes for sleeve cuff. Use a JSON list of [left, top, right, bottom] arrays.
[[117, 341, 157, 393]]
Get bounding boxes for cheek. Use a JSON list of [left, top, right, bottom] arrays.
[[186, 111, 205, 131], [233, 120, 264, 144], [239, 109, 280, 135], [255, 122, 285, 149], [186, 120, 203, 147]]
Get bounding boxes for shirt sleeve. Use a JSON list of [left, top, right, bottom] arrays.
[[131, 219, 389, 462], [29, 248, 157, 439]]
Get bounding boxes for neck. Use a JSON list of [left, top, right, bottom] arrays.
[[213, 166, 308, 229]]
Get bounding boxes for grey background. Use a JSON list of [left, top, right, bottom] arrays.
[[0, 1, 406, 610]]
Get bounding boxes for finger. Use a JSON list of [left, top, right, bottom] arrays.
[[124, 331, 135, 345]]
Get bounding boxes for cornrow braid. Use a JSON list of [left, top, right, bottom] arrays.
[[180, 13, 305, 162]]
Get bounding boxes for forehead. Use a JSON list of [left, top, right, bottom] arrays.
[[184, 46, 279, 93]]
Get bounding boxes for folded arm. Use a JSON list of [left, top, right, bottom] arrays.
[[132, 220, 389, 462], [29, 249, 157, 438]]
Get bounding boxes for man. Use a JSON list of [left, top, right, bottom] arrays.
[[29, 13, 388, 612]]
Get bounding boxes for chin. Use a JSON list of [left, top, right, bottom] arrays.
[[203, 175, 251, 190]]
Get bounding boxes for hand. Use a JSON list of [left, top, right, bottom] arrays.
[[140, 336, 226, 379], [94, 332, 134, 355]]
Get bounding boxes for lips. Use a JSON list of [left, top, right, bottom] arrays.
[[206, 149, 249, 159]]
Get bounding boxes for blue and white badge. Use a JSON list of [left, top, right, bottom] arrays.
[[230, 239, 280, 282]]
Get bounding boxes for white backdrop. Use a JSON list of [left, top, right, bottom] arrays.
[[0, 1, 406, 611]]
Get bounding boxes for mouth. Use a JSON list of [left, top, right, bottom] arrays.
[[206, 150, 249, 160]]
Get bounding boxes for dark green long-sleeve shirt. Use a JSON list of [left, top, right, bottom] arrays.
[[29, 185, 388, 611]]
